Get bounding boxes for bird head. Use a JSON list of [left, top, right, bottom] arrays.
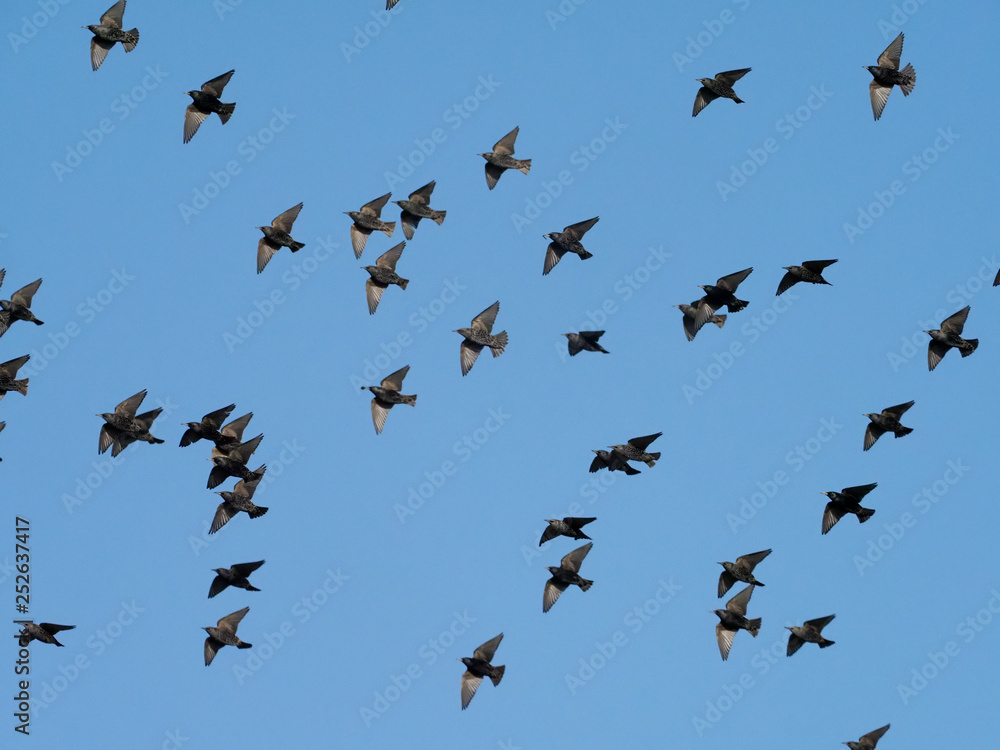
[[546, 567, 560, 575], [696, 78, 710, 85]]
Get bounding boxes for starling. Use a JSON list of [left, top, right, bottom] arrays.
[[211, 476, 268, 534], [563, 331, 609, 356], [459, 633, 505, 710], [257, 203, 305, 274], [362, 365, 417, 434], [455, 301, 507, 376], [776, 260, 837, 296], [544, 542, 593, 613], [208, 434, 265, 489], [208, 560, 265, 598], [693, 69, 751, 116], [845, 724, 891, 750], [821, 483, 877, 534], [863, 401, 914, 451], [363, 242, 409, 315], [543, 217, 599, 275], [184, 70, 236, 144], [84, 0, 138, 71], [395, 181, 446, 240], [713, 584, 761, 661], [609, 432, 662, 468], [866, 32, 915, 120], [926, 306, 978, 371], [0, 272, 44, 335], [345, 193, 395, 259], [0, 355, 30, 403], [180, 403, 236, 448], [786, 614, 835, 656], [204, 606, 252, 666], [480, 127, 531, 190], [675, 300, 726, 342], [214, 411, 254, 452], [97, 389, 165, 456], [16, 622, 75, 648], [589, 449, 641, 475], [718, 549, 771, 598], [539, 517, 596, 546], [694, 267, 753, 332]]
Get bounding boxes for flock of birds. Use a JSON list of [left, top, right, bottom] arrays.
[[3, 2, 992, 745]]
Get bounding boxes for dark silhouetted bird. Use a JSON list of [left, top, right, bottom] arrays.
[[866, 32, 915, 120], [821, 483, 877, 534], [845, 724, 890, 750], [363, 365, 417, 434], [0, 355, 30, 402], [209, 561, 265, 598], [346, 193, 395, 259], [97, 390, 164, 456], [455, 301, 507, 376], [589, 449, 641, 475], [543, 217, 599, 275], [184, 70, 236, 143], [695, 267, 753, 332], [610, 432, 661, 468], [926, 306, 978, 371], [675, 300, 726, 341], [480, 127, 531, 189], [544, 542, 593, 612], [180, 404, 236, 448], [0, 272, 44, 335], [363, 242, 409, 315], [459, 633, 505, 710], [718, 549, 771, 598], [395, 181, 446, 240], [786, 614, 835, 656], [539, 517, 596, 546], [563, 331, 609, 356], [693, 69, 751, 116], [713, 584, 760, 661], [211, 476, 268, 534], [17, 622, 75, 647], [863, 401, 914, 451], [204, 606, 252, 666], [776, 260, 837, 295], [257, 203, 305, 274], [214, 412, 253, 453], [84, 0, 138, 71], [208, 434, 265, 489]]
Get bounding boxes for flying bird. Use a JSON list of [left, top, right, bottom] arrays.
[[925, 306, 978, 371], [713, 584, 760, 661], [539, 517, 596, 546], [211, 476, 268, 534], [863, 400, 914, 451], [180, 404, 236, 448], [845, 724, 891, 750], [563, 331, 609, 356], [589, 449, 640, 475], [395, 181, 446, 240], [866, 32, 915, 120], [609, 432, 662, 468], [543, 217, 599, 275], [363, 242, 409, 315], [184, 70, 236, 143], [543, 542, 593, 612], [257, 203, 305, 274], [84, 0, 138, 71], [455, 301, 507, 376], [786, 615, 835, 656], [207, 434, 265, 489], [97, 389, 164, 456], [675, 300, 726, 341], [693, 68, 751, 116], [459, 633, 505, 710], [776, 260, 837, 295], [203, 606, 252, 666], [0, 355, 30, 403], [718, 549, 771, 598], [16, 622, 75, 647], [821, 483, 877, 534], [694, 267, 753, 332], [362, 365, 417, 434], [209, 561, 265, 598], [480, 127, 531, 189], [0, 272, 44, 335], [345, 193, 395, 258]]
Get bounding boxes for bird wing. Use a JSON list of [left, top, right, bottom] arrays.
[[460, 670, 484, 709], [218, 606, 250, 632], [877, 33, 904, 70], [473, 633, 503, 662], [589, 452, 609, 472], [564, 216, 600, 240], [883, 400, 914, 418], [802, 259, 838, 273], [221, 412, 253, 441], [736, 549, 772, 568], [231, 560, 265, 577], [844, 483, 878, 501], [365, 279, 387, 316], [726, 585, 754, 615], [11, 279, 42, 307], [459, 340, 483, 376], [869, 81, 892, 121], [718, 570, 736, 598], [370, 396, 390, 434], [860, 724, 891, 746], [202, 404, 236, 430], [716, 623, 737, 660], [786, 632, 805, 657], [692, 85, 719, 117], [822, 501, 846, 534], [561, 542, 592, 573], [408, 181, 435, 205], [927, 339, 949, 371], [381, 365, 410, 390], [804, 614, 836, 631], [40, 623, 75, 634], [565, 517, 596, 528], [204, 636, 221, 666], [628, 432, 662, 451], [360, 193, 391, 218], [133, 408, 162, 431], [202, 69, 235, 97], [579, 331, 604, 344], [543, 578, 568, 613], [90, 37, 114, 71], [539, 524, 560, 545], [376, 241, 405, 270], [471, 301, 500, 333], [208, 575, 228, 599], [543, 244, 565, 276], [399, 212, 420, 240], [775, 270, 798, 296], [0, 355, 30, 378], [492, 127, 519, 156], [227, 433, 263, 464], [98, 424, 117, 455], [100, 0, 127, 28], [863, 422, 883, 451], [350, 224, 371, 259], [484, 162, 505, 190], [716, 68, 751, 85], [272, 202, 303, 232], [717, 267, 753, 291], [183, 105, 211, 143], [210, 501, 236, 534], [940, 305, 970, 334], [114, 389, 146, 417]]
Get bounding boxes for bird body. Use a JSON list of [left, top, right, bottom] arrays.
[[257, 203, 305, 273], [694, 267, 753, 332], [845, 724, 890, 749], [543, 217, 599, 275], [863, 401, 914, 450], [0, 355, 30, 402], [180, 404, 236, 448], [926, 306, 978, 370], [455, 301, 507, 376], [184, 70, 236, 143], [713, 584, 760, 660], [0, 273, 44, 335], [211, 476, 268, 534], [675, 301, 726, 341], [84, 0, 138, 71], [693, 69, 751, 116], [866, 32, 915, 120], [459, 633, 505, 709], [539, 517, 596, 546], [563, 331, 608, 356], [97, 390, 164, 456], [208, 433, 265, 489], [544, 542, 593, 612], [209, 560, 265, 598], [786, 614, 835, 656], [822, 483, 878, 534], [395, 181, 446, 239], [609, 432, 662, 468], [718, 549, 771, 597], [589, 449, 641, 475], [776, 259, 837, 295], [363, 242, 409, 315], [204, 607, 252, 665], [346, 193, 395, 258], [363, 365, 417, 434], [17, 622, 75, 647], [481, 127, 531, 189]]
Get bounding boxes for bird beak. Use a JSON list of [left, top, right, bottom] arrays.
[[820, 492, 829, 496], [785, 627, 793, 631]]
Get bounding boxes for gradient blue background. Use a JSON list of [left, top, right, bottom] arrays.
[[3, 0, 999, 747]]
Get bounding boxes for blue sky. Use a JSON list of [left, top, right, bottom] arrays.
[[3, 0, 1000, 747]]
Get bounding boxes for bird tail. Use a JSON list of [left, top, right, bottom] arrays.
[[733, 95, 745, 104], [400, 394, 417, 407], [746, 618, 761, 637], [490, 331, 508, 356], [32, 318, 44, 325], [237, 641, 252, 649], [381, 222, 396, 237], [623, 463, 641, 476], [961, 339, 979, 356], [579, 578, 594, 592], [899, 64, 916, 94], [516, 159, 531, 175], [819, 639, 835, 648], [10, 378, 28, 396], [251, 464, 267, 480], [579, 250, 594, 260], [644, 452, 660, 467], [728, 298, 749, 313], [397, 278, 409, 291], [217, 103, 236, 125], [430, 210, 446, 225], [246, 584, 261, 592], [894, 427, 913, 438], [123, 29, 139, 52], [712, 314, 727, 329], [490, 665, 505, 686], [248, 506, 269, 519], [149, 436, 165, 444], [290, 241, 305, 252], [857, 507, 876, 524]]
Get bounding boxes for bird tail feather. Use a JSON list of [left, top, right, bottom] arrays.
[[899, 64, 916, 94], [516, 159, 531, 175], [490, 331, 508, 355], [490, 665, 505, 686], [237, 641, 252, 649], [961, 339, 979, 356], [11, 378, 28, 396], [894, 427, 913, 438], [123, 30, 139, 52], [431, 210, 446, 225], [217, 104, 236, 124], [857, 507, 876, 524], [579, 578, 594, 592], [746, 618, 761, 637], [290, 241, 305, 252]]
